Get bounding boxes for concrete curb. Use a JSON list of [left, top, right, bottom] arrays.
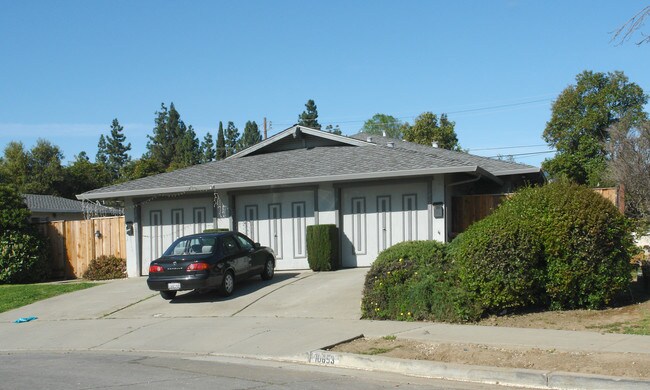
[[307, 350, 650, 390]]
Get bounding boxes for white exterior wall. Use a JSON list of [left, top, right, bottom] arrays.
[[125, 176, 448, 277], [139, 197, 214, 275], [124, 198, 140, 277], [236, 189, 316, 270]]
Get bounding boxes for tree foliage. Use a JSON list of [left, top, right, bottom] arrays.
[[298, 99, 321, 129], [225, 121, 240, 157], [606, 119, 650, 223], [105, 119, 131, 179], [146, 102, 200, 172], [240, 121, 261, 151], [402, 112, 461, 150], [60, 152, 113, 198], [200, 132, 216, 163], [216, 121, 226, 160], [362, 113, 404, 138], [542, 71, 648, 186]]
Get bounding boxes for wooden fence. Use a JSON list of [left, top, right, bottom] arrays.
[[36, 216, 126, 279], [451, 186, 624, 237]]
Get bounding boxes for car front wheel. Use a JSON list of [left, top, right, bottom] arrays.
[[221, 271, 235, 296], [160, 290, 177, 300], [261, 258, 274, 280]]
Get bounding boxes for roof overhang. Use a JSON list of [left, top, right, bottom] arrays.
[[77, 165, 498, 201]]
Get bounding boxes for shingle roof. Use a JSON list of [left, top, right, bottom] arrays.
[[78, 131, 542, 201], [349, 132, 539, 175], [24, 194, 122, 215]]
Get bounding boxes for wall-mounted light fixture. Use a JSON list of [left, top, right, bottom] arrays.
[[94, 230, 102, 239]]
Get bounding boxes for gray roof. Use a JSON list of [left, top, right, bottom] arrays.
[[79, 126, 542, 200], [349, 132, 539, 176], [24, 194, 122, 215]]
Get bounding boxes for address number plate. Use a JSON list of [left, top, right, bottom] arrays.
[[167, 282, 181, 290], [309, 351, 337, 365]]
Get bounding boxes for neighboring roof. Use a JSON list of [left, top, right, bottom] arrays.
[[78, 126, 542, 201], [24, 194, 122, 215]]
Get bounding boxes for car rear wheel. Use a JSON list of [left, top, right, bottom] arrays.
[[221, 271, 235, 296], [261, 258, 274, 280], [160, 290, 177, 300]]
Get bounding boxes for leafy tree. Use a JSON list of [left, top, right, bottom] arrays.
[[216, 121, 226, 160], [200, 131, 216, 163], [25, 139, 65, 195], [240, 121, 262, 150], [60, 152, 113, 198], [122, 157, 165, 181], [542, 71, 648, 186], [147, 102, 201, 171], [0, 142, 29, 191], [298, 99, 321, 129], [0, 184, 30, 234], [105, 118, 131, 179], [325, 124, 342, 135], [361, 114, 403, 138], [225, 121, 240, 157], [96, 135, 108, 164], [402, 112, 461, 150], [606, 119, 650, 223]]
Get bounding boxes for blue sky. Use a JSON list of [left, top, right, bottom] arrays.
[[1, 1, 649, 166]]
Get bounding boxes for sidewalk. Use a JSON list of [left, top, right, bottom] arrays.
[[1, 271, 649, 389]]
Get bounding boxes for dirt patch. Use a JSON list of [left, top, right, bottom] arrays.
[[330, 338, 650, 379], [331, 279, 650, 380]]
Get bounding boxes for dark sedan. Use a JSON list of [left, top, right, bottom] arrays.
[[147, 231, 275, 300]]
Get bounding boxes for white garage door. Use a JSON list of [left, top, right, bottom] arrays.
[[236, 190, 315, 270], [341, 183, 429, 267]]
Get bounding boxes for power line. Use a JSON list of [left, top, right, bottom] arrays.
[[468, 144, 549, 152], [486, 150, 556, 158]]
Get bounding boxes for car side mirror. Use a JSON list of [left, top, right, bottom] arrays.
[[254, 242, 261, 249]]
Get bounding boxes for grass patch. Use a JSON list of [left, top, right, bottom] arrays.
[[0, 282, 98, 313], [362, 346, 400, 355], [587, 312, 650, 335], [382, 335, 397, 341]]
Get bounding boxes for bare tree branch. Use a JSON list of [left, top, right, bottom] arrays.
[[611, 6, 650, 46]]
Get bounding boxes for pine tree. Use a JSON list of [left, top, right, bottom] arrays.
[[216, 121, 226, 160], [240, 121, 262, 150], [325, 124, 342, 135], [96, 135, 108, 164], [146, 102, 201, 171], [298, 99, 321, 129], [225, 121, 240, 157], [201, 132, 216, 163], [105, 118, 131, 179]]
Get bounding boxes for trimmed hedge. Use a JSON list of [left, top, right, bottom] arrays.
[[203, 228, 230, 233], [306, 224, 339, 271], [83, 255, 127, 280]]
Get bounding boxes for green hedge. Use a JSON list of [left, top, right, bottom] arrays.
[[306, 224, 339, 271], [203, 228, 230, 233], [0, 230, 50, 284], [361, 241, 480, 322], [448, 181, 635, 313]]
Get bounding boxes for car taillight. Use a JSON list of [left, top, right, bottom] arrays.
[[149, 264, 164, 273], [186, 262, 209, 271]]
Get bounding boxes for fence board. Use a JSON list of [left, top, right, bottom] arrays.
[[37, 216, 125, 279]]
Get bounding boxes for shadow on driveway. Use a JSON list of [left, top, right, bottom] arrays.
[[167, 272, 302, 304]]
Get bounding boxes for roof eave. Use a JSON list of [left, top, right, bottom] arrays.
[[77, 166, 482, 200]]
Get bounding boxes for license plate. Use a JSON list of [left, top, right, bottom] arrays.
[[167, 282, 181, 290]]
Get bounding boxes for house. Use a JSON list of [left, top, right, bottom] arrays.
[[77, 126, 544, 277], [23, 194, 122, 223]]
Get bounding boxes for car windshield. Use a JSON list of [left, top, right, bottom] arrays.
[[164, 236, 216, 256]]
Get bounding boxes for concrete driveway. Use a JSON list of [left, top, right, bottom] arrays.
[[1, 268, 367, 323]]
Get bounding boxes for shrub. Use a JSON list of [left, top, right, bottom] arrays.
[[0, 230, 50, 284], [0, 185, 31, 234], [449, 181, 635, 313], [306, 224, 339, 271], [83, 255, 126, 280], [361, 241, 479, 322], [449, 210, 547, 314], [203, 228, 230, 233]]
